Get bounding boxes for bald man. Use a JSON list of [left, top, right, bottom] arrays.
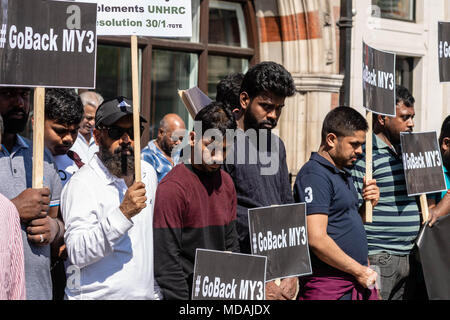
[[142, 113, 186, 182], [71, 91, 104, 164]]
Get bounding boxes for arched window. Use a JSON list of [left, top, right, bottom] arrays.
[[95, 0, 258, 143]]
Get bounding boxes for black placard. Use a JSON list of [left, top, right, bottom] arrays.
[[248, 203, 312, 281], [362, 42, 396, 116], [400, 131, 446, 196], [417, 215, 450, 300], [439, 22, 450, 82], [191, 249, 267, 300], [0, 0, 97, 88]]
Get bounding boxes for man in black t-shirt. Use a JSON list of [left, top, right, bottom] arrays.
[[223, 61, 298, 300]]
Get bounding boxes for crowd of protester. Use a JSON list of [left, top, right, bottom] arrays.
[[0, 61, 449, 300]]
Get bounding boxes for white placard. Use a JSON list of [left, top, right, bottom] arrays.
[[78, 0, 192, 37]]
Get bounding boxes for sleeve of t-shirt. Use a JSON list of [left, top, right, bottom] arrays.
[[153, 180, 189, 300], [43, 149, 63, 208], [293, 172, 333, 216]]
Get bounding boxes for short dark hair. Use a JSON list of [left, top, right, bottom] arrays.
[[396, 85, 415, 107], [439, 115, 450, 147], [45, 89, 84, 126], [321, 106, 368, 142], [216, 72, 244, 112], [194, 101, 237, 136], [240, 61, 296, 99]]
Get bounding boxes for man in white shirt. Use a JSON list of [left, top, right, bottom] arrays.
[[70, 91, 103, 164], [61, 97, 158, 300]]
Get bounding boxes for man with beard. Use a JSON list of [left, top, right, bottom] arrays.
[[153, 102, 240, 300], [70, 91, 103, 164], [0, 87, 64, 300], [223, 61, 298, 300], [351, 85, 421, 300], [141, 113, 186, 182], [294, 107, 379, 300], [427, 115, 450, 225], [61, 97, 158, 299]]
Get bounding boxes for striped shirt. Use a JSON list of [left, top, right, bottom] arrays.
[[351, 134, 421, 256], [0, 193, 26, 300], [141, 140, 180, 182]]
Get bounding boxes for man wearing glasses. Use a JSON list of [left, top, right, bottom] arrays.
[[61, 97, 159, 300]]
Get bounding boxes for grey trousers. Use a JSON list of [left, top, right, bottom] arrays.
[[369, 252, 410, 300]]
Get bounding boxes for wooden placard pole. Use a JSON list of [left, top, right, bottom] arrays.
[[32, 87, 45, 189], [131, 35, 141, 183], [419, 194, 430, 222], [365, 111, 373, 223]]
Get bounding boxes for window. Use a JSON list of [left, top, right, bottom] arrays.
[[96, 45, 141, 101], [95, 0, 258, 143], [150, 50, 198, 138], [209, 0, 248, 48], [372, 0, 415, 22], [395, 56, 415, 92], [208, 55, 248, 100]]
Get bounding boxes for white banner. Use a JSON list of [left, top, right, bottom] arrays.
[[78, 0, 192, 37]]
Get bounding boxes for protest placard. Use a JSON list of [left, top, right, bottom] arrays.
[[248, 203, 312, 282], [438, 22, 450, 82], [362, 42, 396, 117], [0, 0, 97, 88], [0, 0, 97, 188], [400, 131, 446, 221], [81, 0, 192, 37], [191, 249, 267, 300], [362, 42, 396, 222], [400, 131, 446, 196], [417, 214, 450, 300]]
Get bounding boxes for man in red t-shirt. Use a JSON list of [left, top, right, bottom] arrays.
[[153, 102, 240, 300]]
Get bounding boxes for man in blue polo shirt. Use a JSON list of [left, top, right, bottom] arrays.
[[428, 115, 450, 226], [294, 106, 379, 300]]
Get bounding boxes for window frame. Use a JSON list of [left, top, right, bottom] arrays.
[[395, 55, 415, 92], [97, 0, 259, 144], [372, 0, 416, 23]]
